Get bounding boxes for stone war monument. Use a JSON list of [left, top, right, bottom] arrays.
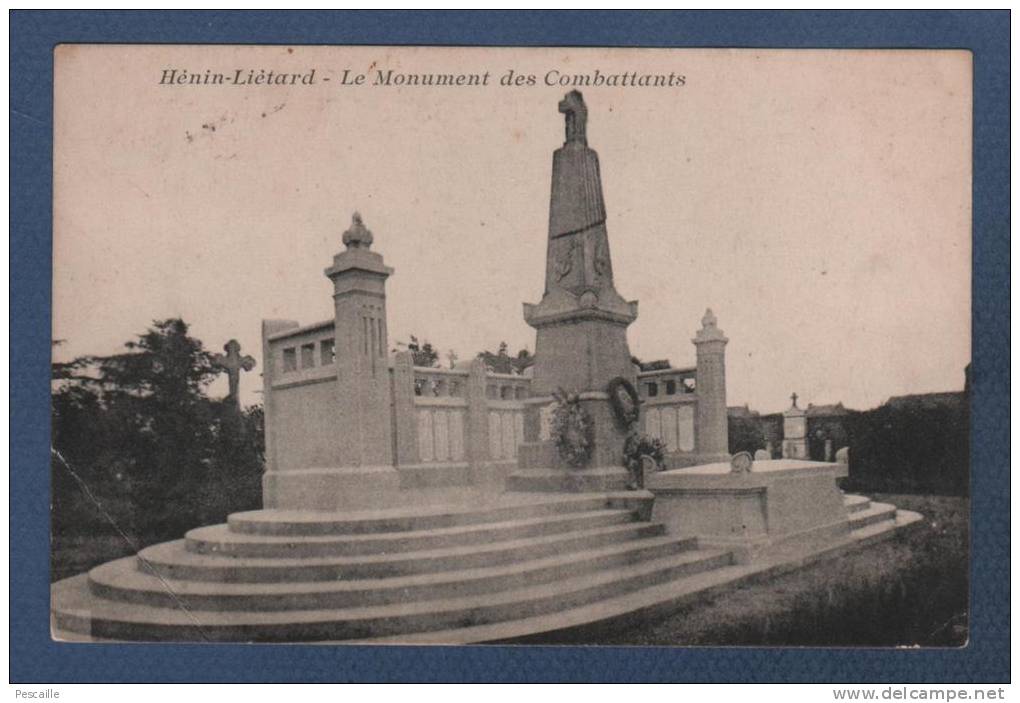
[[51, 93, 922, 644]]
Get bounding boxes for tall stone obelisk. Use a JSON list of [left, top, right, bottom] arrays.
[[521, 91, 639, 472]]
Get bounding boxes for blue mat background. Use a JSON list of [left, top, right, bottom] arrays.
[[10, 10, 1010, 682]]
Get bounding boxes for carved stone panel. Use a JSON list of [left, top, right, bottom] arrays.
[[433, 410, 450, 462], [644, 407, 662, 443], [539, 404, 555, 441], [417, 410, 434, 463], [677, 404, 695, 452], [501, 412, 516, 459], [449, 410, 465, 461], [662, 406, 678, 452], [489, 411, 503, 459]]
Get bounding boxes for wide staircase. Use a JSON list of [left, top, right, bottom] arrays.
[[51, 490, 907, 643], [51, 491, 733, 643]]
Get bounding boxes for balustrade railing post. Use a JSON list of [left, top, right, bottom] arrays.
[[465, 359, 491, 474], [391, 351, 418, 466]]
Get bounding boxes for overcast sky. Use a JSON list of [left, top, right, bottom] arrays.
[[53, 46, 971, 413]]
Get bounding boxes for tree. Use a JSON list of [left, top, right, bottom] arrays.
[[396, 334, 440, 368], [51, 319, 264, 543], [478, 342, 534, 375]]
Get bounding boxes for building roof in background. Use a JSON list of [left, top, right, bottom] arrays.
[[806, 402, 849, 417], [886, 391, 966, 411]]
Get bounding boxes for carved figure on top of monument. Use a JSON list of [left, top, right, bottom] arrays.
[[547, 91, 607, 242], [342, 212, 373, 250], [558, 89, 588, 145]]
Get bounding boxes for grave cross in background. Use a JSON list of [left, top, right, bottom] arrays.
[[213, 339, 256, 409], [790, 391, 799, 408]]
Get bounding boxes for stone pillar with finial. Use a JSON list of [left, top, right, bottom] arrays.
[[263, 212, 402, 511], [325, 212, 395, 469], [692, 308, 730, 462], [782, 392, 809, 459]]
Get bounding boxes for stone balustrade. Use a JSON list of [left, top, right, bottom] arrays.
[[636, 366, 698, 454], [265, 319, 337, 389], [390, 356, 531, 468]]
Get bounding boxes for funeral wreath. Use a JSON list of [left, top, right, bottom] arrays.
[[550, 388, 596, 468]]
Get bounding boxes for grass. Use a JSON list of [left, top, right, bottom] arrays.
[[590, 493, 969, 647], [51, 533, 156, 583]]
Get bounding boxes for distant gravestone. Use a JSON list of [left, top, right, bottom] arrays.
[[836, 446, 850, 465], [824, 438, 835, 462], [782, 392, 808, 459], [754, 449, 770, 461]]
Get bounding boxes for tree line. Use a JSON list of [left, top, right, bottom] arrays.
[[51, 319, 264, 542]]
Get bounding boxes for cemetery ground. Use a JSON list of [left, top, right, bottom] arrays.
[[577, 492, 969, 647], [50, 491, 968, 647]]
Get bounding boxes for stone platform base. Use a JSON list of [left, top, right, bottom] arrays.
[[263, 466, 401, 511], [51, 487, 919, 644], [264, 460, 522, 511]]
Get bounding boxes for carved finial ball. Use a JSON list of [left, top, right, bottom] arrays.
[[342, 211, 373, 250], [702, 308, 717, 329]]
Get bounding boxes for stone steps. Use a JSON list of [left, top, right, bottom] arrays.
[[227, 493, 628, 536], [139, 520, 669, 582], [54, 546, 733, 642], [186, 508, 636, 559], [847, 501, 897, 530], [843, 494, 872, 513], [360, 507, 926, 644], [52, 491, 717, 642], [91, 534, 702, 611], [50, 489, 918, 643]]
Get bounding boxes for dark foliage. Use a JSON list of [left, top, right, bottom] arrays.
[[400, 334, 440, 368], [728, 416, 767, 455], [478, 341, 534, 375], [843, 400, 970, 496], [51, 319, 265, 554], [728, 396, 969, 495]]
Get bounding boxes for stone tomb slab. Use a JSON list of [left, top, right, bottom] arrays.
[[646, 459, 851, 563]]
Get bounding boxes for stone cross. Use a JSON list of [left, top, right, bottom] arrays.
[[213, 339, 256, 408], [790, 392, 799, 408]]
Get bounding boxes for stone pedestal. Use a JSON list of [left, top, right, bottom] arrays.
[[264, 465, 401, 511]]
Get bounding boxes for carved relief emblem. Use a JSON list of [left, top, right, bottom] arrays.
[[593, 240, 609, 279], [555, 239, 576, 281]]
